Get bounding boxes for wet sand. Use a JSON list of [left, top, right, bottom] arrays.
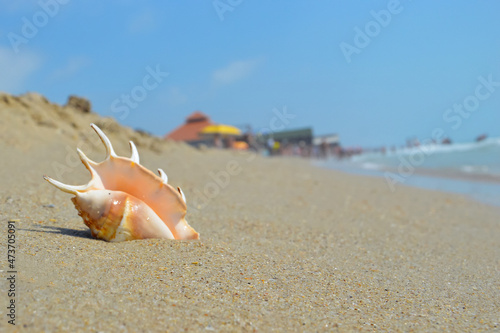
[[1, 94, 499, 331]]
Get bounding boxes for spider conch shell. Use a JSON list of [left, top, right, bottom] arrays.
[[43, 123, 199, 242]]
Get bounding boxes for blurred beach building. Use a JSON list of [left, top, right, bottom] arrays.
[[257, 128, 341, 157], [166, 113, 341, 157], [165, 111, 213, 146], [257, 127, 314, 146], [257, 127, 314, 156], [313, 134, 339, 146]]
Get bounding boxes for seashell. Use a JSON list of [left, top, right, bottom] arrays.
[[43, 124, 199, 242]]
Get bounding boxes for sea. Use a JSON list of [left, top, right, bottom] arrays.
[[315, 137, 500, 207]]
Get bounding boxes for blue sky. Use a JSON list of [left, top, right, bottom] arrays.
[[1, 0, 499, 147]]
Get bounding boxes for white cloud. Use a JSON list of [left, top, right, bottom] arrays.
[[50, 56, 90, 81], [212, 59, 261, 86], [129, 8, 158, 34], [0, 46, 41, 93]]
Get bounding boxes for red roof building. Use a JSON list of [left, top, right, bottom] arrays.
[[165, 111, 213, 144]]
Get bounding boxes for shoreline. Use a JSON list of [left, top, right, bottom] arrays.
[[314, 158, 500, 207]]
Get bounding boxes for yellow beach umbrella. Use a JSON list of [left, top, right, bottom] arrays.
[[200, 124, 242, 136]]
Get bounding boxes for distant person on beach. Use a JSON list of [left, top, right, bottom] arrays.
[[320, 140, 328, 159], [333, 145, 342, 158], [243, 132, 257, 151], [273, 141, 281, 155], [267, 138, 275, 155], [476, 134, 488, 142], [223, 135, 234, 149], [214, 134, 222, 149]]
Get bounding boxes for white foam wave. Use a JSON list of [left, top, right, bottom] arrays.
[[461, 165, 490, 174], [348, 137, 500, 177], [392, 138, 497, 156], [360, 162, 382, 170]]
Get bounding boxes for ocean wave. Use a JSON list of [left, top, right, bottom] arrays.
[[360, 162, 383, 170], [393, 137, 500, 156], [349, 137, 500, 177], [461, 165, 490, 174]]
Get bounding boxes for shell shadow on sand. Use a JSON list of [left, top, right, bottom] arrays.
[[21, 225, 93, 240]]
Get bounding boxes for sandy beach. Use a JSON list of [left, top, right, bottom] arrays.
[[1, 93, 499, 332]]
